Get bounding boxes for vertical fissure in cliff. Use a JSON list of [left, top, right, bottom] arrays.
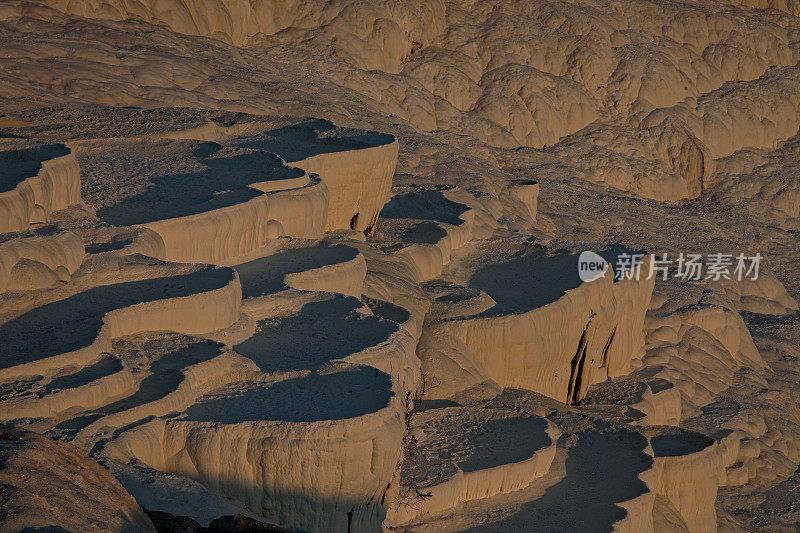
[[567, 311, 596, 405], [600, 325, 617, 369]]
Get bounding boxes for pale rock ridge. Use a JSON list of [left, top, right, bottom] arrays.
[[586, 300, 756, 430], [644, 64, 800, 162], [102, 365, 407, 533], [709, 133, 800, 228], [386, 407, 561, 526], [43, 0, 448, 71], [421, 249, 655, 404], [0, 143, 82, 233], [472, 63, 600, 148], [393, 214, 475, 283], [140, 175, 329, 264], [629, 384, 684, 428], [640, 288, 767, 415], [714, 273, 799, 315], [0, 231, 84, 292], [718, 0, 800, 16], [0, 261, 241, 382], [584, 279, 799, 529]]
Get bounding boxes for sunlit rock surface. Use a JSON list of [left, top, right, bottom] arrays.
[[1, 0, 800, 531]]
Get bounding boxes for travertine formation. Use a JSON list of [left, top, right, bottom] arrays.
[[1, 1, 800, 531], [386, 407, 561, 526], [0, 142, 82, 233]]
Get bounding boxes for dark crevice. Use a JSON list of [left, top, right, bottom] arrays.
[[349, 212, 359, 230], [567, 311, 596, 405], [380, 482, 390, 506], [567, 337, 588, 405], [600, 325, 617, 368]]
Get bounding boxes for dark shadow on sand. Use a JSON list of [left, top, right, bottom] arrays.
[[458, 416, 551, 472], [0, 144, 70, 193], [230, 118, 394, 163], [234, 296, 397, 373], [0, 269, 231, 370], [96, 146, 302, 226], [380, 189, 470, 225], [466, 415, 652, 532], [469, 250, 583, 315], [234, 243, 359, 298], [183, 366, 393, 423]]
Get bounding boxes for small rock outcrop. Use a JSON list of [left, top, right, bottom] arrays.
[[0, 424, 155, 532]]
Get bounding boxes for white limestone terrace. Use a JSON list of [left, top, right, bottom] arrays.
[[233, 238, 366, 298], [85, 244, 415, 531], [67, 116, 398, 264], [0, 226, 418, 532], [57, 333, 238, 441], [0, 114, 663, 532], [644, 425, 730, 532], [0, 140, 82, 233], [102, 363, 405, 533], [2, 0, 800, 529], [0, 230, 84, 292], [416, 240, 655, 404], [158, 114, 398, 234], [371, 187, 488, 283], [0, 254, 240, 383], [388, 406, 560, 526], [0, 98, 792, 532]]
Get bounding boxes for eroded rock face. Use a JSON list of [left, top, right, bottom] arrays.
[[0, 126, 659, 531], [386, 407, 560, 526], [0, 141, 82, 233], [1, 0, 800, 531], [0, 424, 155, 532], [67, 118, 398, 264], [417, 245, 655, 404]]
